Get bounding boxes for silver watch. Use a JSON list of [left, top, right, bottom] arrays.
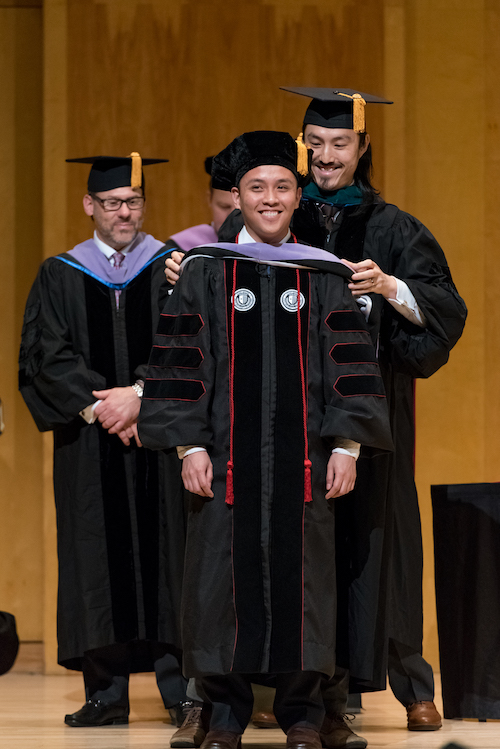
[[131, 382, 144, 399]]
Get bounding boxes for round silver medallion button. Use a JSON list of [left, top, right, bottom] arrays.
[[280, 289, 305, 312], [232, 288, 256, 312]]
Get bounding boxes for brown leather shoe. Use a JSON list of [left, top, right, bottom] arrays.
[[251, 711, 279, 728], [406, 701, 442, 731], [171, 705, 210, 748], [200, 730, 241, 749], [320, 714, 367, 748], [286, 726, 322, 749]]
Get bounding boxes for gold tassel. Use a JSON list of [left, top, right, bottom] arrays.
[[352, 94, 366, 133], [129, 151, 142, 190], [295, 132, 309, 176]]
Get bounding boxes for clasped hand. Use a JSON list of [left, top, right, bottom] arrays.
[[93, 386, 142, 447]]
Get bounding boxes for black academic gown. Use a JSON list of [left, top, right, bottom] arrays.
[[138, 245, 393, 679], [19, 249, 186, 671], [291, 199, 467, 691]]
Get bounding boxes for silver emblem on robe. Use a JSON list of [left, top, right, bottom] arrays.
[[233, 288, 256, 312], [280, 289, 305, 312]]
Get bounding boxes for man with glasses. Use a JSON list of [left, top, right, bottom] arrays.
[[19, 154, 191, 728]]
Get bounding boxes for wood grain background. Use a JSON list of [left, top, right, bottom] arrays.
[[0, 0, 496, 674]]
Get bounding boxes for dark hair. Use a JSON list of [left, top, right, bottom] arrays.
[[354, 134, 379, 204]]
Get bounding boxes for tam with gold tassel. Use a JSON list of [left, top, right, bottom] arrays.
[[280, 86, 392, 132], [66, 155, 169, 192]]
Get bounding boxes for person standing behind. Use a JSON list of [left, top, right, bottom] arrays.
[[282, 87, 466, 745], [164, 156, 234, 285], [19, 154, 190, 728]]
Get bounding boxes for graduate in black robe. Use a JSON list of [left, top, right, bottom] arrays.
[[19, 155, 189, 727], [139, 131, 392, 749], [165, 91, 466, 744]]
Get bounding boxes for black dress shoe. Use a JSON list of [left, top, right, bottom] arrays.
[[169, 700, 201, 728], [64, 699, 129, 727]]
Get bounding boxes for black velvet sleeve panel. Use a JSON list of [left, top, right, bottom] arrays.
[[138, 258, 216, 451], [132, 252, 174, 383], [18, 258, 107, 431], [366, 206, 467, 379], [313, 275, 393, 451]]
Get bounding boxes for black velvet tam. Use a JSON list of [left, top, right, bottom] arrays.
[[204, 156, 213, 176], [212, 131, 304, 190], [66, 155, 168, 192], [280, 87, 392, 130]]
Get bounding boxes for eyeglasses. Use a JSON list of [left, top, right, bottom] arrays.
[[90, 194, 145, 211]]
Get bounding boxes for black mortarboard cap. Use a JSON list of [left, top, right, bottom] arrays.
[[280, 87, 392, 132], [66, 153, 169, 192], [211, 131, 310, 191]]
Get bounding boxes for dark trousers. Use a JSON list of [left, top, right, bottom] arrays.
[[387, 639, 434, 706], [83, 642, 188, 709], [201, 672, 325, 734], [322, 639, 434, 714]]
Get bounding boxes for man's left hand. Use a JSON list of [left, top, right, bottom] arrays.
[[343, 258, 397, 299], [116, 422, 143, 448], [325, 453, 356, 499], [93, 386, 141, 434]]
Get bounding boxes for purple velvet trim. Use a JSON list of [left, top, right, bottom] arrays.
[[67, 232, 164, 284], [192, 241, 349, 268], [170, 224, 218, 252]]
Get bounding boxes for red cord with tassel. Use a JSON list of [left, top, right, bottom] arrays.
[[226, 260, 237, 506], [296, 269, 312, 503]]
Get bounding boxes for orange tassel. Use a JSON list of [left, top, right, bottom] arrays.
[[352, 94, 366, 133], [225, 460, 234, 505], [129, 151, 142, 190], [295, 132, 310, 176], [304, 459, 312, 503]]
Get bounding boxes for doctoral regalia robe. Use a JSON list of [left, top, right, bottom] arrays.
[[291, 198, 467, 691], [138, 242, 393, 679], [19, 233, 187, 671]]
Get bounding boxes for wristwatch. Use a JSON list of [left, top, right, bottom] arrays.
[[132, 381, 144, 399]]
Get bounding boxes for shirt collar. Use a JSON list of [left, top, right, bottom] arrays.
[[238, 225, 291, 245], [93, 230, 136, 260]]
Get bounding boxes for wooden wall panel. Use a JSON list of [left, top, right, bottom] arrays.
[[409, 0, 486, 669], [382, 0, 498, 668], [43, 0, 391, 673], [35, 0, 498, 676], [60, 0, 387, 251], [484, 0, 500, 475], [0, 6, 43, 640]]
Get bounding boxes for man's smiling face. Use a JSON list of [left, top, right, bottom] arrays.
[[82, 186, 145, 250], [304, 125, 369, 192], [231, 165, 302, 246]]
